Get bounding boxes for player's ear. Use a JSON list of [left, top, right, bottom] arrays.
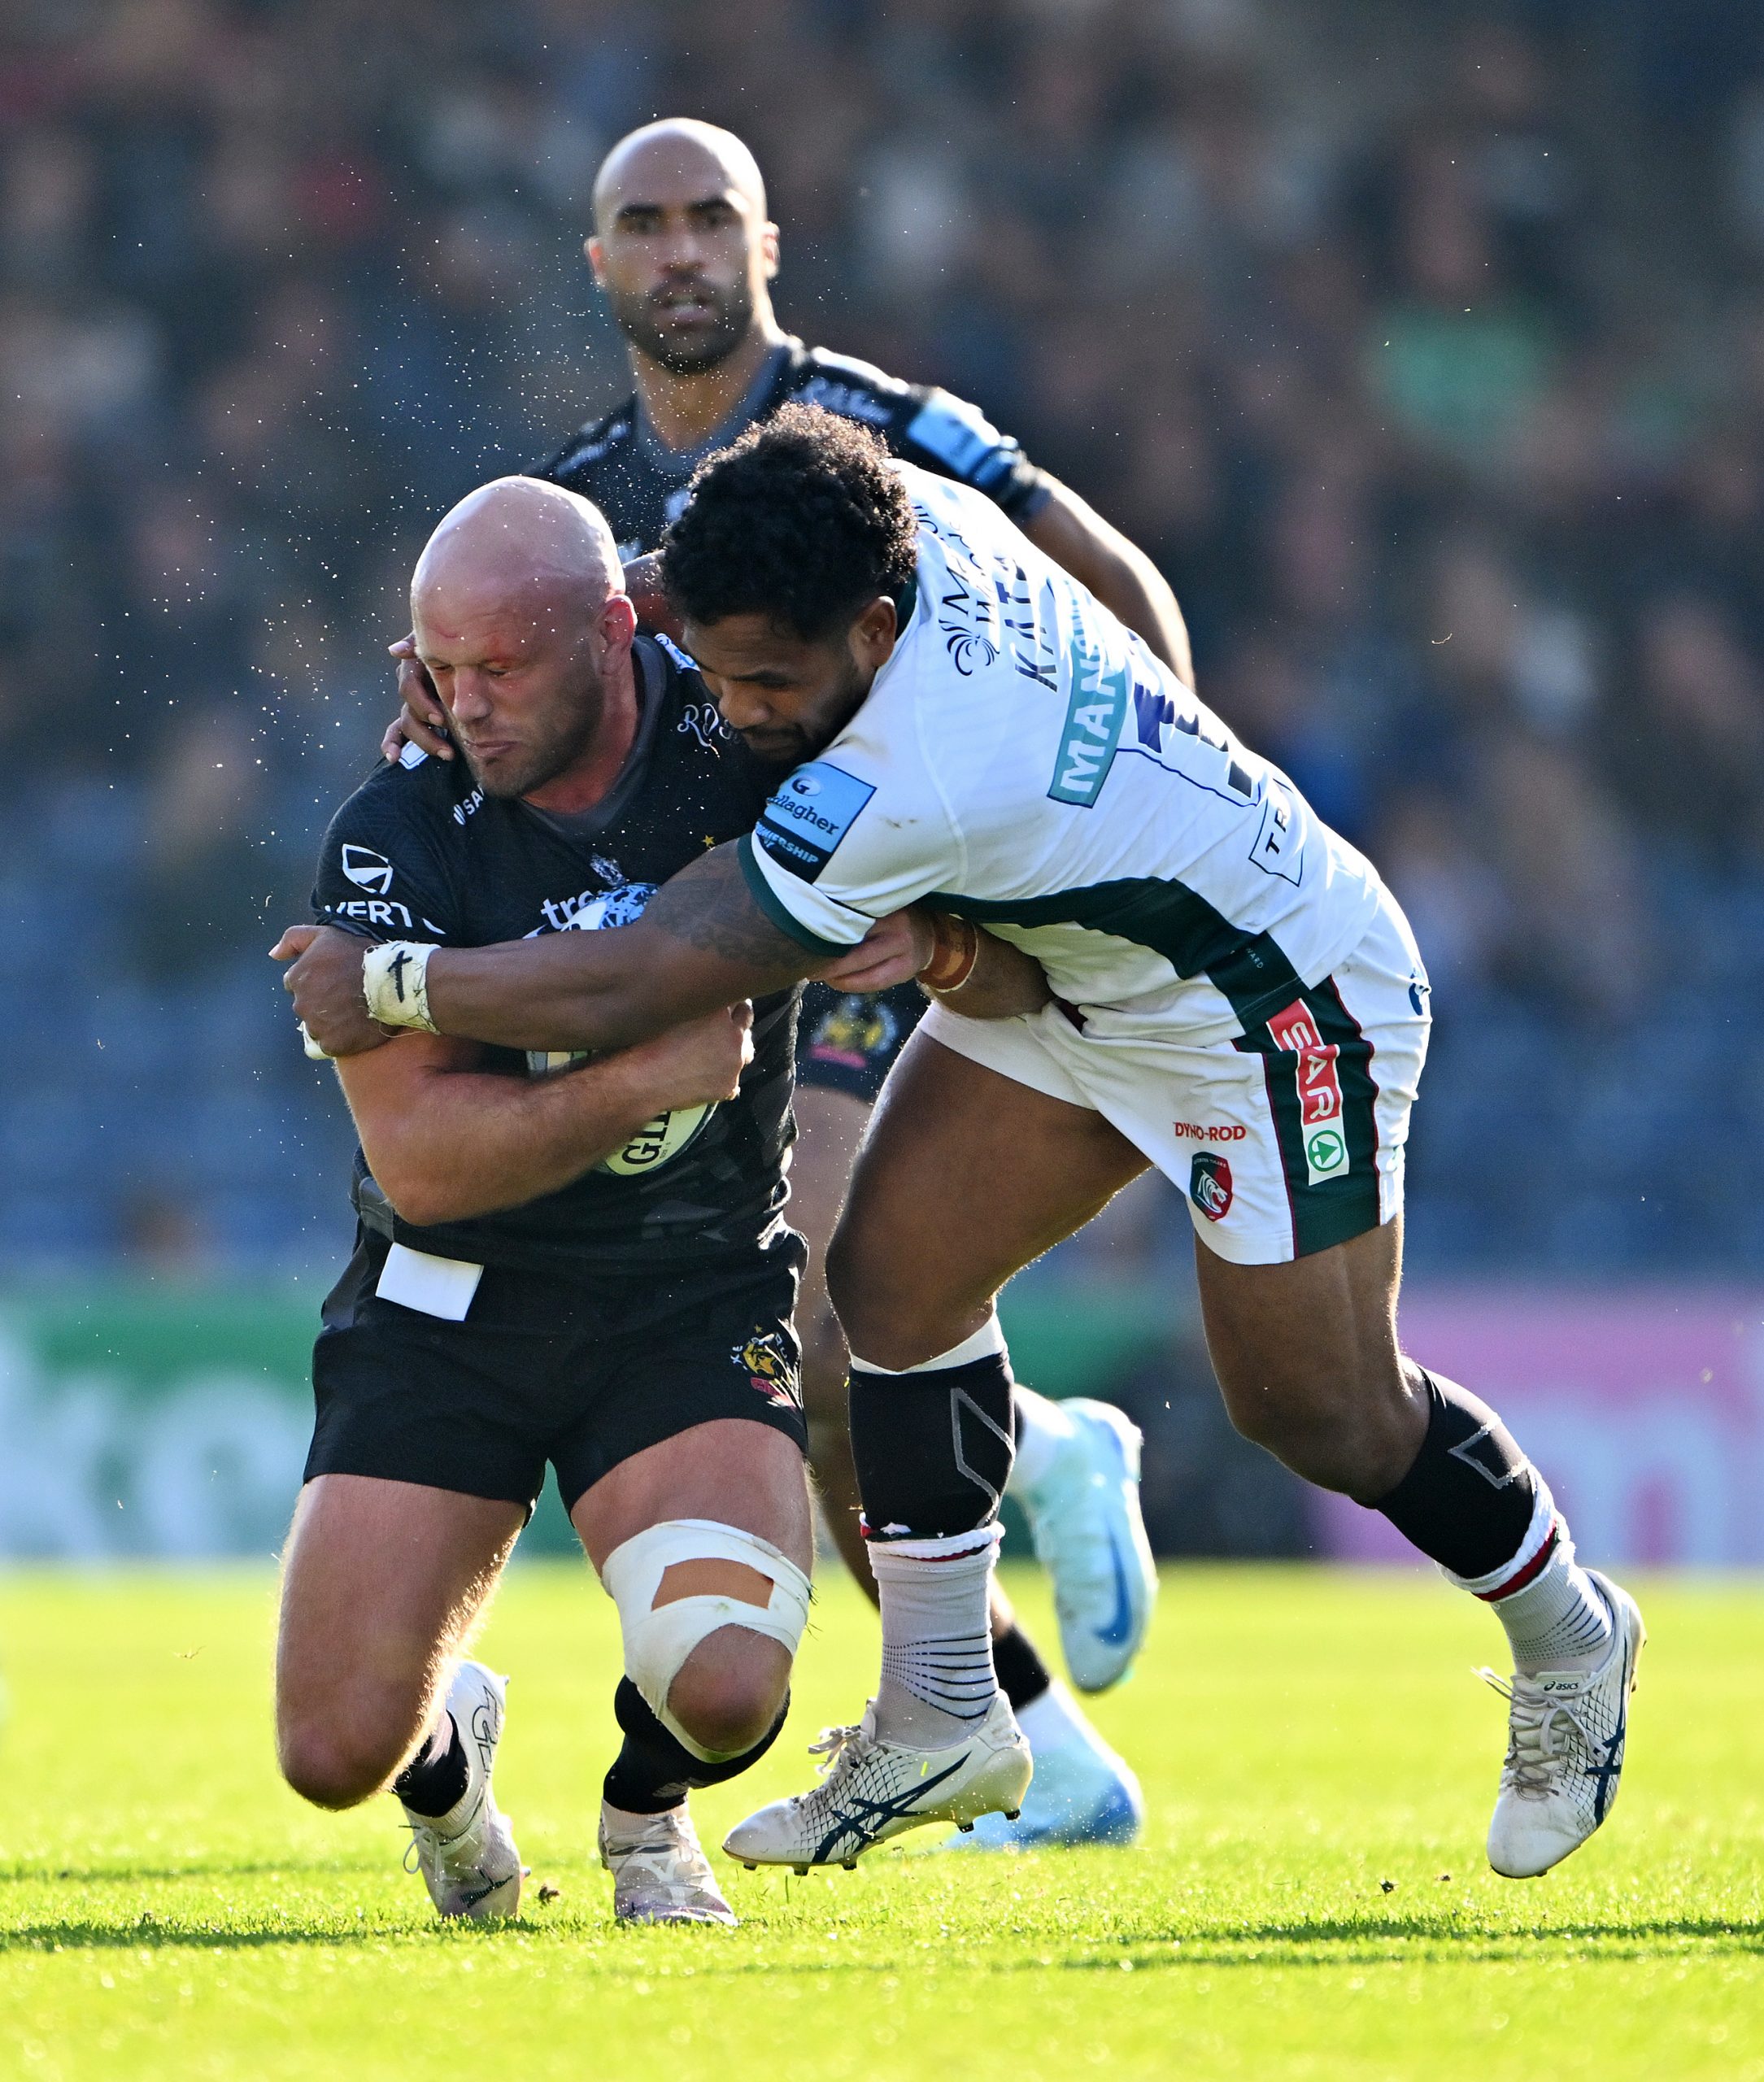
[[759, 220, 780, 282], [850, 595, 899, 673], [599, 590, 639, 656], [586, 234, 607, 284]]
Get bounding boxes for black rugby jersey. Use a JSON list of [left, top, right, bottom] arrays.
[[532, 337, 1052, 558], [311, 634, 792, 1274]]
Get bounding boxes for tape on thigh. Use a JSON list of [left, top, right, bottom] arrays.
[[600, 1518, 811, 1762]]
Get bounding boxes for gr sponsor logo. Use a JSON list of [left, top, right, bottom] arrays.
[[1306, 1127, 1346, 1174], [1267, 998, 1348, 1187], [1190, 1152, 1233, 1222], [1173, 1122, 1247, 1143]]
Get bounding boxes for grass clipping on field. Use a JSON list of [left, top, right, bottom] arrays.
[[0, 1564, 1758, 2082]]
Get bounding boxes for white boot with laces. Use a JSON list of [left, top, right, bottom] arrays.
[[724, 1693, 1031, 1871], [399, 1661, 525, 1920], [1483, 1570, 1644, 1879]]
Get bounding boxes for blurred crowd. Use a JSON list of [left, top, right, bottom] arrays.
[[3, 0, 1764, 1276]]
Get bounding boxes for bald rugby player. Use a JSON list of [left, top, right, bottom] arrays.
[[385, 116, 1169, 1848], [273, 477, 1021, 1926]]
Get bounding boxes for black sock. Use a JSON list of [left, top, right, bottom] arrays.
[[1373, 1370, 1540, 1577], [602, 1677, 790, 1817], [991, 1622, 1052, 1712], [392, 1710, 469, 1818], [849, 1348, 1015, 1540]]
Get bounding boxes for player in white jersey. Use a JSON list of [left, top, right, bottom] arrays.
[[283, 407, 1644, 1884]]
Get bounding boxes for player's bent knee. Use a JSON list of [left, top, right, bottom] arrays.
[[823, 1223, 945, 1364], [277, 1718, 402, 1811], [602, 1518, 810, 1765], [825, 1252, 973, 1372], [667, 1630, 793, 1758]]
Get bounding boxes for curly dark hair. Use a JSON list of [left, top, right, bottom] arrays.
[[660, 402, 920, 640]]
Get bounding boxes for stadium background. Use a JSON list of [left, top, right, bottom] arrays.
[[2, 0, 1762, 1565]]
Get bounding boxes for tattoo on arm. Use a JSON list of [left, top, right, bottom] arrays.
[[644, 843, 815, 978]]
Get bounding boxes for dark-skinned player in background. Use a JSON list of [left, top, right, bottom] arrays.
[[285, 408, 1644, 1881], [384, 117, 1174, 1848]]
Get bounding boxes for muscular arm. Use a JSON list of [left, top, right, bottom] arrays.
[[424, 844, 815, 1055], [281, 849, 1049, 1056], [1025, 479, 1194, 689], [336, 1012, 751, 1227]]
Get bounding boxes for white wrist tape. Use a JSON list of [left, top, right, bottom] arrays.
[[362, 939, 438, 1032], [601, 1518, 811, 1762]]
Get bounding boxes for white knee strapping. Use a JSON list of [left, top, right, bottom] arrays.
[[600, 1518, 811, 1763]]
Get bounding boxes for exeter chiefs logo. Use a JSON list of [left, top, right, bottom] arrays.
[[734, 1329, 800, 1409], [807, 993, 899, 1069]]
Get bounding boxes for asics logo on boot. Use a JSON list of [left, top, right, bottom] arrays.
[[1585, 1697, 1627, 1823], [812, 1756, 967, 1865]]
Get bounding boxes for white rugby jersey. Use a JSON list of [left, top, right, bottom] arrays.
[[737, 465, 1388, 1043]]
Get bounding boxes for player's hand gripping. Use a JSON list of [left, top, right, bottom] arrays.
[[273, 925, 391, 1057], [381, 634, 452, 764], [817, 908, 1052, 1019], [610, 1001, 754, 1111]]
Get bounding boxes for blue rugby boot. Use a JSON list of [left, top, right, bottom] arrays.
[[1013, 1396, 1157, 1692], [940, 1681, 1143, 1850]]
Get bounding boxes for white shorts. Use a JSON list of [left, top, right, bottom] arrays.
[[922, 889, 1431, 1266]]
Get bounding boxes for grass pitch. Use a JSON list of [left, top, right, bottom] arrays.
[[0, 1562, 1757, 2081]]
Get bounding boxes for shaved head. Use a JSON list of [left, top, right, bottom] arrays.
[[410, 477, 638, 804], [588, 120, 777, 377], [413, 475, 622, 623], [593, 120, 767, 230]]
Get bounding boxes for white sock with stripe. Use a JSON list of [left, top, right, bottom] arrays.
[[1446, 1487, 1613, 1675], [868, 1526, 1001, 1748]]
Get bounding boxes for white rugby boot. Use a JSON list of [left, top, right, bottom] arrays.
[[940, 1682, 1143, 1851], [1015, 1398, 1158, 1692], [400, 1661, 525, 1920], [724, 1694, 1033, 1871], [1483, 1571, 1645, 1879], [599, 1801, 737, 1927]]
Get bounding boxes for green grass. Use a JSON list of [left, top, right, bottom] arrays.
[[0, 1563, 1758, 2080]]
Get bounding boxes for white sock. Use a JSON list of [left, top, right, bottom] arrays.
[[1449, 1509, 1614, 1675], [868, 1526, 1000, 1747], [1007, 1384, 1076, 1496], [1493, 1531, 1613, 1674], [1016, 1678, 1093, 1758]]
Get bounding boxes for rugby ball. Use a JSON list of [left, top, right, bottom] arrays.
[[523, 1048, 715, 1175], [523, 880, 717, 1175], [597, 1102, 712, 1175]]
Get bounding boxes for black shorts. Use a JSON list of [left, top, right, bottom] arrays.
[[795, 981, 925, 1104], [307, 1230, 808, 1514]]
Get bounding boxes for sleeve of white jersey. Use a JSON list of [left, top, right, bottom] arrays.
[[736, 748, 963, 956]]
